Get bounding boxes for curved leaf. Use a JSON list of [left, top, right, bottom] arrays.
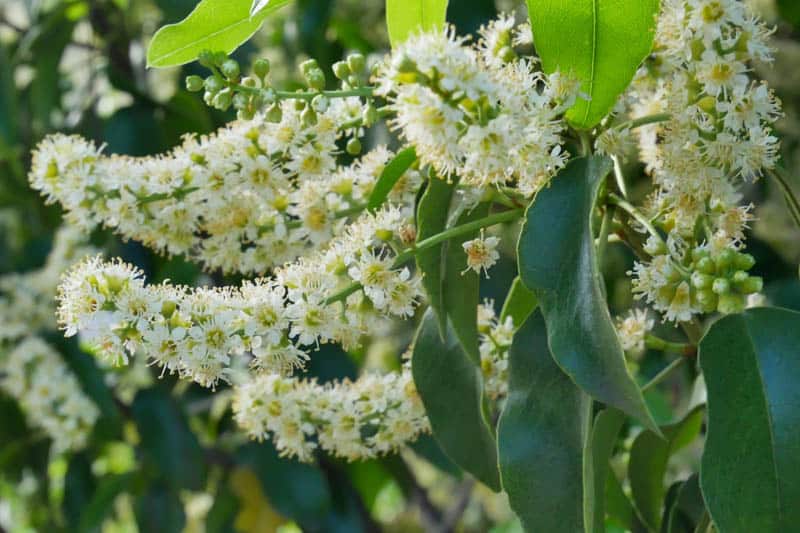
[[499, 275, 538, 328], [699, 307, 800, 532], [498, 311, 590, 532], [517, 156, 659, 434], [146, 0, 292, 68], [386, 0, 449, 47], [415, 176, 456, 335], [584, 408, 625, 533], [526, 0, 659, 128], [368, 147, 417, 211], [628, 405, 705, 530], [412, 309, 501, 490]]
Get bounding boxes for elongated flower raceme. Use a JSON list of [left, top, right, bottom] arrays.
[[29, 103, 420, 275], [57, 204, 422, 388], [622, 0, 779, 322], [0, 337, 99, 454], [232, 367, 428, 461], [375, 17, 574, 196]]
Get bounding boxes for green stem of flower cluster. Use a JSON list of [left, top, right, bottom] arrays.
[[615, 112, 672, 131], [608, 193, 665, 248], [641, 357, 686, 393], [273, 87, 375, 101], [645, 334, 696, 356], [324, 207, 524, 304]]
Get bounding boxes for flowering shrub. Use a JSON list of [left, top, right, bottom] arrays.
[[4, 0, 800, 530]]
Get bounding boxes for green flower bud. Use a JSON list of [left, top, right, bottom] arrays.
[[717, 293, 745, 314], [362, 105, 378, 127], [714, 248, 735, 270], [375, 229, 393, 241], [712, 277, 730, 295], [347, 53, 366, 73], [220, 59, 240, 80], [695, 289, 718, 313], [204, 75, 225, 94], [332, 61, 350, 80], [266, 103, 283, 123], [161, 301, 177, 318], [733, 252, 755, 271], [212, 88, 233, 110], [347, 74, 360, 87], [696, 256, 716, 275], [301, 107, 318, 126], [300, 58, 319, 74], [732, 270, 749, 285], [185, 75, 204, 92], [691, 271, 713, 290], [697, 95, 717, 114], [691, 247, 709, 262], [212, 51, 228, 66], [346, 137, 362, 155], [498, 45, 516, 62], [311, 94, 329, 112], [306, 69, 326, 91], [237, 108, 256, 121], [232, 93, 248, 110], [197, 50, 215, 67], [738, 276, 763, 295], [253, 58, 270, 79], [241, 76, 257, 88]]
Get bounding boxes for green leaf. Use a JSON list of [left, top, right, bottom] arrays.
[[666, 474, 706, 533], [605, 469, 640, 531], [135, 484, 186, 533], [628, 405, 705, 531], [499, 275, 538, 328], [146, 0, 292, 68], [584, 408, 625, 533], [78, 474, 134, 533], [497, 311, 590, 532], [0, 46, 18, 146], [517, 156, 659, 434], [699, 307, 800, 533], [131, 387, 205, 491], [415, 176, 456, 335], [386, 0, 449, 47], [526, 0, 659, 129], [412, 309, 501, 490], [444, 202, 490, 363], [63, 453, 95, 530], [367, 147, 417, 211], [778, 0, 800, 28]]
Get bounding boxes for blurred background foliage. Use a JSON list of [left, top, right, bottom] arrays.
[[0, 0, 799, 532]]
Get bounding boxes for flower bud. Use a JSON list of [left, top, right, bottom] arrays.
[[712, 277, 730, 295], [311, 94, 329, 112], [717, 293, 745, 314], [241, 76, 257, 88], [204, 75, 224, 94], [362, 105, 378, 127], [346, 137, 362, 155], [347, 53, 366, 73], [715, 248, 735, 270], [333, 61, 350, 80], [300, 58, 319, 75], [696, 256, 716, 275], [197, 50, 215, 67], [220, 59, 240, 80], [691, 271, 712, 290], [253, 58, 270, 79], [301, 107, 317, 126], [738, 276, 763, 294], [734, 252, 755, 271], [185, 75, 204, 92], [306, 69, 326, 91], [213, 88, 233, 110]]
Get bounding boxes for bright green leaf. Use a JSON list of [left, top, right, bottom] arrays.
[[628, 405, 704, 530], [444, 202, 490, 363], [497, 311, 590, 531], [699, 307, 800, 532], [412, 309, 501, 490], [415, 176, 456, 335], [526, 0, 660, 128], [517, 156, 659, 434], [605, 469, 640, 531], [499, 276, 538, 328], [386, 0, 449, 47], [146, 0, 292, 68], [584, 408, 625, 533], [368, 147, 417, 211]]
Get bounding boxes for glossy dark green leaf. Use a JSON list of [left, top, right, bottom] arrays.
[[415, 176, 456, 335], [135, 484, 186, 533], [497, 311, 590, 531], [517, 156, 658, 433], [131, 387, 205, 491], [499, 275, 538, 328], [444, 202, 490, 363], [412, 309, 501, 490], [386, 0, 449, 46], [146, 0, 292, 67], [629, 405, 704, 530], [699, 307, 800, 532], [584, 408, 625, 533], [526, 0, 659, 128], [367, 147, 417, 211]]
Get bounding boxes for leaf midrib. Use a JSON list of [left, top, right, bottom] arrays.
[[150, 17, 255, 66], [581, 0, 598, 125]]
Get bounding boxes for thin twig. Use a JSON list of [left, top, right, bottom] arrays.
[[642, 357, 687, 393]]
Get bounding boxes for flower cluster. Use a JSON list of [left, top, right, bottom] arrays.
[[615, 309, 654, 357], [232, 367, 428, 461], [625, 0, 779, 322], [376, 16, 573, 195], [56, 204, 421, 388], [478, 301, 514, 401], [0, 337, 99, 454], [29, 109, 419, 275]]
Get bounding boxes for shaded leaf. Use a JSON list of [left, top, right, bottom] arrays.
[[135, 484, 186, 533], [147, 0, 292, 68], [412, 309, 501, 490], [368, 147, 417, 211], [499, 275, 538, 328], [497, 311, 590, 531], [629, 405, 705, 530], [666, 474, 706, 533], [517, 156, 658, 433], [584, 408, 625, 533], [386, 0, 449, 46], [526, 0, 659, 128], [699, 307, 800, 532], [79, 474, 134, 533], [415, 176, 456, 335]]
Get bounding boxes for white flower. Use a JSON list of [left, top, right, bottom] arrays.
[[462, 230, 500, 276], [616, 309, 654, 356]]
